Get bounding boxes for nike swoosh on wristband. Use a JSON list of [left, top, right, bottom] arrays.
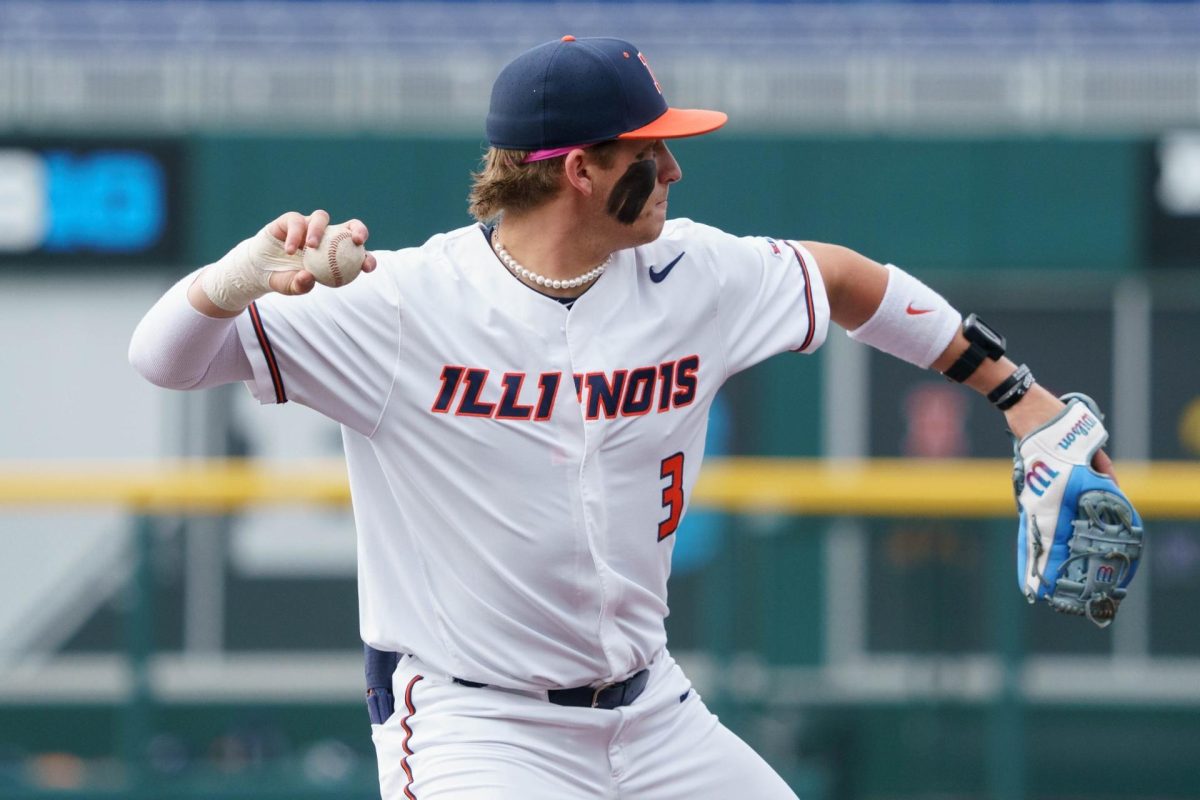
[[649, 252, 685, 283], [906, 302, 933, 315]]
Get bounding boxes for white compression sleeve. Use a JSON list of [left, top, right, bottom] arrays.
[[129, 270, 254, 390], [846, 264, 962, 369]]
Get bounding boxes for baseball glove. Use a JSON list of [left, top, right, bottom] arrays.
[[1012, 393, 1144, 627]]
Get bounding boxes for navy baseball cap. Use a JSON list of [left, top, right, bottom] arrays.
[[486, 35, 727, 161]]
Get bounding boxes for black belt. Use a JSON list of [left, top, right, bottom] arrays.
[[454, 667, 650, 710]]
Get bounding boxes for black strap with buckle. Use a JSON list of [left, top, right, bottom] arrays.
[[453, 667, 651, 710], [943, 313, 1007, 384]]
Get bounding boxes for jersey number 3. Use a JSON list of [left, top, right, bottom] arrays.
[[658, 452, 685, 541]]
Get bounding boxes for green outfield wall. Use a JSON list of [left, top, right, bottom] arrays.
[[187, 135, 1144, 272]]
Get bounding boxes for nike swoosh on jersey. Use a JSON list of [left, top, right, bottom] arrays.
[[906, 302, 933, 315], [649, 252, 686, 283]]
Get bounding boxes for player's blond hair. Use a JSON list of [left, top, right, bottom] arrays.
[[468, 144, 619, 222]]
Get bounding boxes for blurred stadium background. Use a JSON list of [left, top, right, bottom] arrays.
[[3, 0, 1200, 798]]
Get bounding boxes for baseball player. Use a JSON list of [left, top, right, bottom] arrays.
[[130, 36, 1141, 799]]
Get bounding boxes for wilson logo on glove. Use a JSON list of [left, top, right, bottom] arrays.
[[1024, 461, 1060, 497], [1057, 412, 1100, 450]]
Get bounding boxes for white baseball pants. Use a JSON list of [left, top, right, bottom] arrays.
[[371, 651, 798, 799]]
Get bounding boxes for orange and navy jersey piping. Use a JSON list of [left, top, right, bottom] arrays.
[[784, 241, 817, 353], [400, 674, 424, 799], [247, 302, 287, 404]]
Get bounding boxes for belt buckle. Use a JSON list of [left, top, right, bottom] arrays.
[[590, 681, 616, 708]]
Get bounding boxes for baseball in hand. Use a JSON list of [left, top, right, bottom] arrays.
[[302, 223, 366, 288]]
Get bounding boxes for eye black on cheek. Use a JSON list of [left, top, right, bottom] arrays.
[[605, 159, 657, 225]]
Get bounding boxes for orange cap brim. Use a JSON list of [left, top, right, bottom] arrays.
[[618, 107, 728, 140]]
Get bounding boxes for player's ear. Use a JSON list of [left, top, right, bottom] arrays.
[[563, 149, 595, 197]]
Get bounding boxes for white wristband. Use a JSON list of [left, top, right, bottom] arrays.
[[847, 264, 961, 369], [200, 227, 304, 312]]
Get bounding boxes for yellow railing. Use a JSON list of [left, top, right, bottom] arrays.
[[1, 458, 1196, 517]]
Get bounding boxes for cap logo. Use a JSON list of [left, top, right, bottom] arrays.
[[637, 52, 663, 95]]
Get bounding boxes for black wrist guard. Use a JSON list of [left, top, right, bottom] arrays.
[[943, 313, 1006, 383]]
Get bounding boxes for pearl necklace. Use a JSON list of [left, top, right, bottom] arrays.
[[491, 230, 609, 291]]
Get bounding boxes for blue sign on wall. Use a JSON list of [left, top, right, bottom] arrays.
[[0, 140, 182, 265]]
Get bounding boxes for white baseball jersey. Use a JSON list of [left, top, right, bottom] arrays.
[[234, 218, 829, 690]]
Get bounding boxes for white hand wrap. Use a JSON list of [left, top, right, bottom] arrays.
[[847, 264, 962, 369], [200, 227, 305, 312]]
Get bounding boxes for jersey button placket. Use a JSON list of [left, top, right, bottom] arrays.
[[564, 311, 625, 679]]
